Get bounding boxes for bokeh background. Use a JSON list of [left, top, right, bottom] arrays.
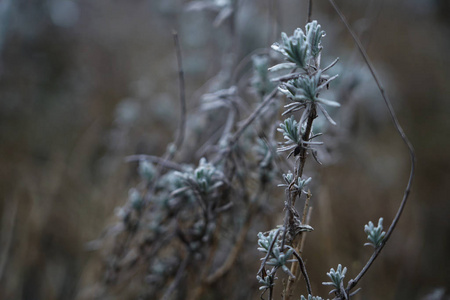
[[0, 0, 449, 299]]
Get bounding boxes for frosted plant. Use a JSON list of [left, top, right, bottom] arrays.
[[364, 218, 386, 248]]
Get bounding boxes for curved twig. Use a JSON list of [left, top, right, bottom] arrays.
[[230, 87, 279, 146], [257, 227, 282, 276], [230, 48, 271, 86], [291, 249, 312, 296], [172, 31, 187, 154], [328, 0, 416, 295], [205, 200, 255, 284], [124, 155, 184, 171], [284, 191, 311, 299]]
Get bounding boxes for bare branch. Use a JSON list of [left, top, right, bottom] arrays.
[[327, 0, 416, 294], [125, 154, 184, 171], [161, 252, 191, 300], [307, 0, 313, 23], [257, 227, 283, 276], [291, 249, 312, 296], [172, 30, 187, 155], [230, 87, 278, 146]]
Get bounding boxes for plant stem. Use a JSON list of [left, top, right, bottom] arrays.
[[284, 192, 311, 299], [205, 201, 256, 284], [230, 87, 278, 146], [307, 0, 313, 23], [283, 104, 316, 299], [172, 31, 187, 156], [293, 106, 317, 205], [328, 0, 416, 296], [161, 252, 191, 300], [125, 155, 184, 171]]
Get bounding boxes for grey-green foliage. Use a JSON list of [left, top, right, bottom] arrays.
[[278, 171, 311, 195], [138, 160, 156, 182], [278, 115, 301, 149], [272, 28, 309, 69], [256, 272, 276, 291], [271, 20, 326, 70], [281, 72, 340, 108], [322, 264, 347, 291], [156, 169, 192, 207], [253, 138, 276, 184], [173, 157, 224, 196], [364, 217, 386, 248], [257, 230, 296, 279], [186, 0, 234, 27], [123, 165, 192, 219], [116, 155, 230, 292], [201, 86, 237, 111], [128, 188, 143, 210], [295, 176, 312, 194], [278, 170, 295, 187], [279, 71, 340, 125], [271, 21, 339, 129], [266, 246, 296, 277], [301, 295, 325, 300], [277, 114, 323, 159], [254, 138, 273, 169], [257, 230, 279, 254], [305, 20, 325, 59], [252, 55, 276, 98], [257, 20, 339, 298]]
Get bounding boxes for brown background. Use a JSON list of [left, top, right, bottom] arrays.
[[0, 0, 449, 299]]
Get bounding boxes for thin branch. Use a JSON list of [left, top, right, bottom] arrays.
[[195, 122, 228, 158], [284, 191, 311, 300], [300, 206, 313, 251], [257, 227, 282, 276], [172, 30, 187, 154], [218, 97, 239, 145], [349, 288, 362, 297], [293, 106, 317, 201], [307, 0, 313, 23], [139, 31, 187, 205], [271, 72, 306, 82], [230, 87, 278, 146], [125, 154, 184, 171], [281, 76, 317, 300], [269, 283, 273, 300], [281, 190, 293, 251], [258, 131, 292, 177], [327, 0, 416, 294], [205, 201, 255, 284], [161, 252, 191, 300], [291, 249, 312, 295], [212, 86, 278, 165], [322, 57, 340, 73], [268, 0, 277, 44], [230, 48, 271, 86]]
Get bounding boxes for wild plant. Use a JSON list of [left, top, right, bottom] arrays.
[[90, 1, 415, 299], [254, 1, 415, 298]]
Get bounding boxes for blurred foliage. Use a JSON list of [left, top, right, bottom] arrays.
[[0, 0, 449, 299]]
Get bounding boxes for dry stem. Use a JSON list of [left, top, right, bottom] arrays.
[[284, 191, 311, 299], [328, 0, 416, 296]]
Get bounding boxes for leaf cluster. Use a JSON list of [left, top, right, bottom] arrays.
[[322, 264, 347, 293], [364, 218, 386, 248], [271, 20, 325, 69]]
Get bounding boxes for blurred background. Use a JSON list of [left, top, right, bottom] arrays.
[[0, 0, 449, 299]]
